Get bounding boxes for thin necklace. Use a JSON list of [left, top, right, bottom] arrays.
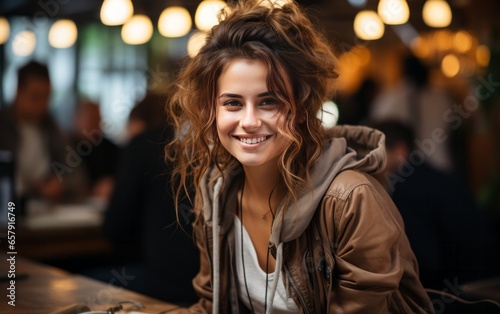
[[239, 179, 275, 313]]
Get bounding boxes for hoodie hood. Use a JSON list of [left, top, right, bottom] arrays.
[[198, 125, 386, 314]]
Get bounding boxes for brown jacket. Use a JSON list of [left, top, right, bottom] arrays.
[[187, 126, 434, 313]]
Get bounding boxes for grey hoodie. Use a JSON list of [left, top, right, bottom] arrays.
[[199, 125, 386, 313]]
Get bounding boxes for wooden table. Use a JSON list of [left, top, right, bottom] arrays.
[[14, 225, 112, 261], [0, 255, 185, 314]]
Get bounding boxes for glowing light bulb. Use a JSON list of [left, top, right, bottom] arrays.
[[0, 17, 10, 45], [354, 10, 384, 40], [423, 0, 452, 28], [158, 6, 192, 38], [121, 15, 153, 45], [377, 0, 410, 25], [195, 0, 227, 31], [100, 0, 134, 26], [49, 19, 78, 48]]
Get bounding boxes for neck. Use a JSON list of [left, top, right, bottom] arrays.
[[242, 163, 280, 202]]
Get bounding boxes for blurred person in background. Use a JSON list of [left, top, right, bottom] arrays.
[[372, 121, 499, 296], [370, 53, 455, 174], [0, 61, 83, 208], [102, 93, 199, 305], [71, 101, 120, 203], [125, 93, 167, 141]]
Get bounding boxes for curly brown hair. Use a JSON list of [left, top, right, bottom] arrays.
[[167, 0, 339, 210]]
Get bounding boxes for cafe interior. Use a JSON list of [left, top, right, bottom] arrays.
[[0, 0, 500, 313]]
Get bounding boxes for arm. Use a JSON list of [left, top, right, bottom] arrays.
[[327, 182, 405, 313]]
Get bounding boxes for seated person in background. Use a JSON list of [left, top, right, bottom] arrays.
[[372, 121, 499, 292], [126, 93, 168, 141], [0, 61, 84, 207], [102, 119, 199, 305], [71, 101, 120, 203]]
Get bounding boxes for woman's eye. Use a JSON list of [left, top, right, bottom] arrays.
[[261, 98, 278, 106], [223, 100, 241, 107]]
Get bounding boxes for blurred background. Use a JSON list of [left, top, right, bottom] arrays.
[[1, 0, 499, 312]]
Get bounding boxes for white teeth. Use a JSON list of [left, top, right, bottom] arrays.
[[239, 136, 267, 144]]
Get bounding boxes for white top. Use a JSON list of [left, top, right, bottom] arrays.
[[15, 123, 51, 196], [234, 217, 299, 313]]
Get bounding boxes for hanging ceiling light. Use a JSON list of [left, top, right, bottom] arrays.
[[48, 19, 78, 48], [354, 10, 385, 40], [0, 17, 10, 45], [187, 31, 208, 58], [422, 0, 452, 28], [195, 0, 227, 32], [100, 0, 134, 26], [12, 30, 36, 57], [377, 0, 410, 25], [121, 14, 153, 45], [158, 6, 192, 38]]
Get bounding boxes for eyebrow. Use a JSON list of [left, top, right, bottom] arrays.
[[218, 92, 272, 99]]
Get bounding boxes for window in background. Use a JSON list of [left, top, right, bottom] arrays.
[[2, 17, 77, 130], [78, 24, 148, 144]]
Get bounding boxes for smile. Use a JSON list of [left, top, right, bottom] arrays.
[[236, 136, 269, 144]]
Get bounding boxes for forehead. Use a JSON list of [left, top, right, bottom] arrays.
[[217, 58, 268, 93]]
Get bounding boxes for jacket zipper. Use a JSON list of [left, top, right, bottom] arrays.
[[284, 264, 311, 314]]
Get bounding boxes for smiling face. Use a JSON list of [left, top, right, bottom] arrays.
[[216, 58, 291, 170]]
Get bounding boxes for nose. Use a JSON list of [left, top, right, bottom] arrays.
[[240, 106, 261, 130]]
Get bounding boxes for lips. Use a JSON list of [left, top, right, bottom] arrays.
[[236, 135, 269, 144]]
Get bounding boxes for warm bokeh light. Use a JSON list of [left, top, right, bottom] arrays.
[[100, 0, 134, 26], [195, 0, 227, 32], [317, 100, 339, 129], [0, 17, 10, 45], [434, 30, 452, 51], [354, 11, 384, 40], [411, 35, 431, 58], [49, 19, 78, 48], [12, 30, 36, 56], [453, 30, 472, 53], [422, 0, 452, 28], [121, 15, 153, 45], [441, 54, 460, 77], [352, 45, 372, 66], [158, 7, 192, 38], [260, 0, 292, 8], [476, 44, 490, 68], [187, 31, 208, 58], [377, 0, 410, 25]]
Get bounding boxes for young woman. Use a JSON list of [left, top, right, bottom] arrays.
[[167, 0, 433, 313]]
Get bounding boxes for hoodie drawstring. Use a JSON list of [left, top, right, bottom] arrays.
[[212, 178, 223, 314], [266, 242, 284, 314]]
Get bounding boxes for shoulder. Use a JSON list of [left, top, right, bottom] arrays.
[[324, 169, 382, 201]]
